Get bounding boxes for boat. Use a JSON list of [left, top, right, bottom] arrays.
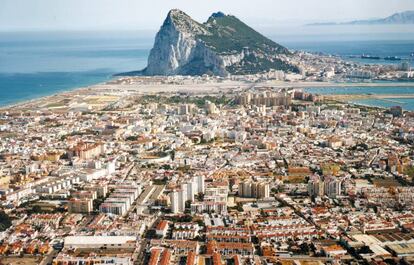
[[361, 54, 380, 60], [411, 53, 414, 57], [384, 56, 402, 61]]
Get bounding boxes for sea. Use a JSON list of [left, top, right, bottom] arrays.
[[1, 25, 414, 108], [304, 86, 414, 111], [0, 31, 151, 107]]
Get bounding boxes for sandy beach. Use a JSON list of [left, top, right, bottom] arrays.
[[1, 77, 414, 112]]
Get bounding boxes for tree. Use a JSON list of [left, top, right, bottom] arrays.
[[236, 203, 244, 212], [404, 166, 414, 179], [0, 211, 12, 231], [196, 192, 204, 201]]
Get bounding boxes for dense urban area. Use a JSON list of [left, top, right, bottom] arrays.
[[1, 73, 414, 265]]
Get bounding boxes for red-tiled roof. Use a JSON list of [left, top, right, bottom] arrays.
[[156, 220, 169, 231], [148, 248, 161, 265], [159, 249, 171, 265], [186, 251, 196, 265]]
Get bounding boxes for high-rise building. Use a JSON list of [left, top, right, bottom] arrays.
[[238, 181, 269, 199], [257, 183, 270, 199], [99, 202, 127, 216], [178, 186, 187, 212], [192, 176, 199, 193], [197, 175, 205, 194], [205, 101, 217, 115], [324, 177, 342, 198], [239, 182, 252, 198], [308, 177, 325, 198], [68, 198, 93, 213], [308, 176, 341, 198], [237, 92, 291, 107], [170, 190, 179, 214], [172, 176, 206, 214], [237, 93, 252, 105], [179, 104, 190, 115], [187, 181, 197, 202]]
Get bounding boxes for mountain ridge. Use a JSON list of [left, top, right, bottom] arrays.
[[136, 9, 298, 76], [307, 10, 414, 26]]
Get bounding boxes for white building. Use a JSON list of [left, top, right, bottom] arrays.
[[197, 175, 205, 194], [178, 187, 187, 213], [170, 190, 179, 214], [64, 236, 136, 249], [187, 181, 197, 202], [205, 101, 218, 115]]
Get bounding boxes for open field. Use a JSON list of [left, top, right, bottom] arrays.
[[0, 256, 43, 265]]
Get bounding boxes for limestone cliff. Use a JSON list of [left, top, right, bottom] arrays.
[[142, 9, 298, 76]]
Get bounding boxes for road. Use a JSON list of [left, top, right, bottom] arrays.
[[121, 162, 135, 182], [275, 195, 322, 231], [40, 249, 58, 265], [134, 238, 149, 265]]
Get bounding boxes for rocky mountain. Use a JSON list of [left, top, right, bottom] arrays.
[[140, 9, 298, 76], [308, 10, 414, 26]]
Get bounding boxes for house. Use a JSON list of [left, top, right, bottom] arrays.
[[156, 220, 170, 238]]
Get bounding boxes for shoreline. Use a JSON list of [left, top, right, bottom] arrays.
[[268, 80, 414, 88], [1, 78, 414, 111], [0, 80, 109, 111], [349, 98, 414, 111], [347, 101, 388, 110], [339, 99, 413, 112]]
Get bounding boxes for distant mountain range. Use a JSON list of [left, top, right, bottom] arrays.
[[308, 10, 414, 26]]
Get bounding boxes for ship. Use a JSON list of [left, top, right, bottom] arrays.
[[361, 54, 380, 60], [384, 56, 402, 61]]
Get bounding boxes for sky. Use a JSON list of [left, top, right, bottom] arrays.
[[1, 0, 414, 31]]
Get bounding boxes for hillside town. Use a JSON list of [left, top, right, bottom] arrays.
[[1, 76, 414, 265]]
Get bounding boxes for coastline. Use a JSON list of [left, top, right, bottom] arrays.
[[347, 98, 414, 111], [348, 101, 388, 110], [267, 80, 414, 88], [0, 79, 112, 110], [2, 78, 414, 112]]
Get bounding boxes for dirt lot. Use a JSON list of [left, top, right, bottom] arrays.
[[0, 256, 43, 265]]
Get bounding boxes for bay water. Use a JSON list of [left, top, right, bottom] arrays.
[[1, 29, 414, 107]]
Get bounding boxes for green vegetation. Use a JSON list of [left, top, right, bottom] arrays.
[[199, 15, 288, 55], [138, 94, 231, 108], [196, 15, 299, 74], [21, 201, 63, 214], [227, 55, 299, 75], [93, 197, 106, 210], [126, 135, 139, 141], [0, 211, 12, 231], [160, 164, 172, 170], [146, 10, 299, 76], [166, 214, 193, 223], [404, 166, 414, 178], [153, 177, 168, 185]]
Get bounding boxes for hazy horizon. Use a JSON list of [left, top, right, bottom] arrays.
[[2, 0, 414, 32]]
